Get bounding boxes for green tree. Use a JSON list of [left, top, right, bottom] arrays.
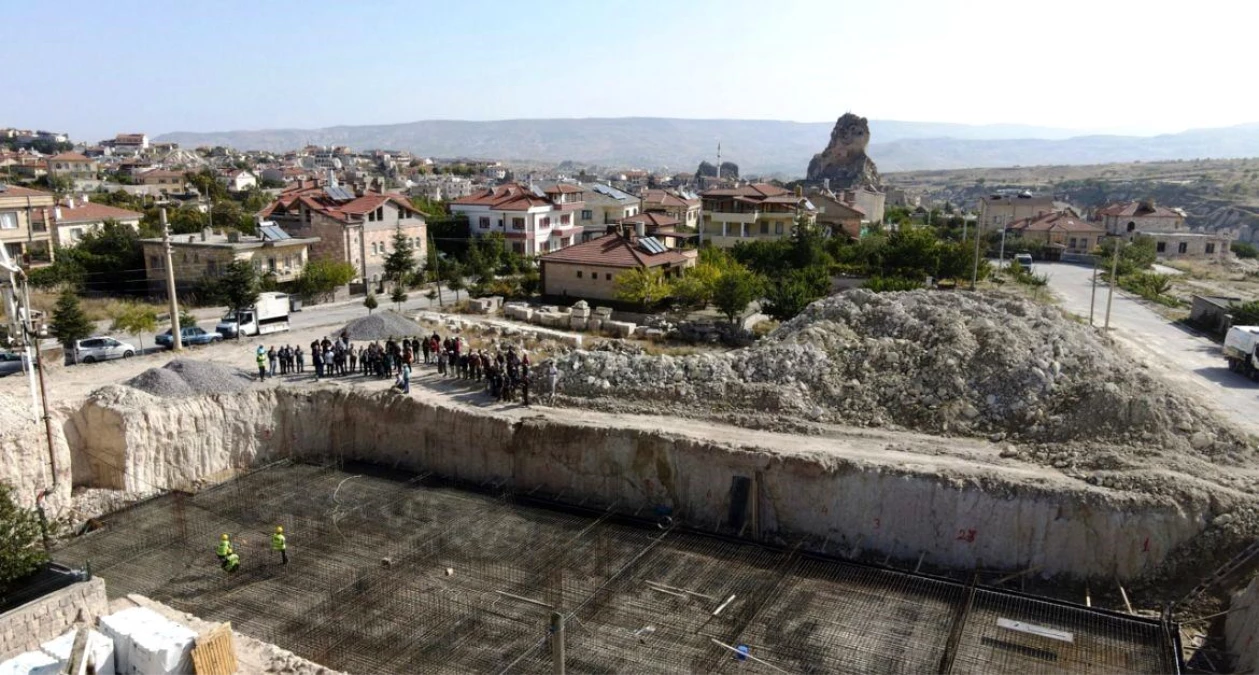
[[50, 289, 93, 357], [712, 266, 762, 323], [110, 303, 158, 354], [763, 268, 829, 322], [1232, 241, 1258, 259], [446, 262, 467, 303], [219, 260, 259, 340], [391, 285, 408, 311], [363, 292, 378, 314], [294, 259, 356, 302], [0, 483, 48, 590], [615, 266, 671, 308], [382, 226, 417, 289], [1097, 235, 1157, 276]]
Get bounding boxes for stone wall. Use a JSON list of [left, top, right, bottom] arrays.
[[18, 386, 1217, 581], [1227, 575, 1259, 673], [0, 578, 108, 660]]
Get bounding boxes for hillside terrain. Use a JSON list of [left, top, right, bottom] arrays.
[[156, 118, 1259, 174]]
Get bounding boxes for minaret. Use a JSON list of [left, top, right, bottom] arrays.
[[716, 141, 721, 180]]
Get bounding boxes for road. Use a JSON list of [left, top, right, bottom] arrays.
[[1039, 261, 1259, 436]]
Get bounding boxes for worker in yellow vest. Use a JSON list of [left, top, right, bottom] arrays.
[[215, 534, 232, 563], [271, 525, 287, 565]]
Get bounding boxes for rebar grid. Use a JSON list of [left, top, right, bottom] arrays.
[[55, 462, 1179, 674]]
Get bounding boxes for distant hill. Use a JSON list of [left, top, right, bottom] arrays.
[[155, 118, 1259, 174]]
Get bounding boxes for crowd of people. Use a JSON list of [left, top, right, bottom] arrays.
[[254, 330, 556, 404]]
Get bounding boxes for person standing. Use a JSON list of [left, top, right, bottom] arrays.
[[295, 346, 305, 373], [271, 525, 288, 565], [398, 362, 411, 395], [547, 361, 559, 403], [312, 346, 324, 380], [216, 533, 232, 563], [256, 346, 267, 381], [267, 346, 278, 378]]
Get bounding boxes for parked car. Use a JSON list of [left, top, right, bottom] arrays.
[[73, 336, 136, 364], [0, 350, 30, 377], [155, 325, 224, 348], [1013, 253, 1034, 271]]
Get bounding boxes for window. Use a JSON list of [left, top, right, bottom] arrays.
[[581, 209, 593, 220], [760, 222, 769, 235], [1068, 238, 1077, 250], [376, 207, 384, 221], [774, 222, 784, 235], [1156, 242, 1166, 253], [1178, 242, 1188, 254], [368, 210, 376, 222], [149, 255, 161, 270], [512, 242, 523, 254], [479, 216, 490, 229], [1206, 243, 1216, 254], [512, 217, 525, 230], [207, 260, 217, 275], [561, 214, 571, 225], [1127, 221, 1136, 233], [0, 212, 17, 230], [540, 217, 551, 228], [605, 273, 612, 281], [576, 270, 583, 279]]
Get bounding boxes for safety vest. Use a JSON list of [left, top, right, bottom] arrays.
[[271, 533, 286, 551], [224, 553, 240, 571], [256, 353, 266, 367], [216, 540, 232, 557]]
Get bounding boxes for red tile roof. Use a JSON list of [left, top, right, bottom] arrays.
[[641, 189, 699, 209], [450, 183, 553, 211], [544, 184, 584, 194], [1095, 201, 1183, 219], [621, 212, 679, 228], [47, 152, 93, 163], [700, 182, 790, 198], [260, 183, 421, 224], [1008, 212, 1104, 233], [0, 185, 54, 199], [32, 201, 143, 225], [539, 233, 692, 269]]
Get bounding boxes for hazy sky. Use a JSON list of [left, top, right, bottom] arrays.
[[3, 0, 1255, 142]]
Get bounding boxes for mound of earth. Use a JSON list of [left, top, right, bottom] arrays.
[[340, 311, 426, 341], [124, 359, 253, 398], [543, 289, 1252, 460]]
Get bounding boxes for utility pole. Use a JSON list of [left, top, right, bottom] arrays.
[[970, 218, 984, 290], [1088, 254, 1099, 326], [550, 611, 566, 675], [997, 219, 1009, 273], [161, 209, 183, 350], [1, 251, 59, 493], [1104, 236, 1122, 331]]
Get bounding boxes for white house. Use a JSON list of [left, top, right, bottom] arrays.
[[449, 182, 583, 256], [219, 169, 258, 192]]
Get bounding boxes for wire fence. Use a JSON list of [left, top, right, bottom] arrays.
[[54, 461, 1181, 674]]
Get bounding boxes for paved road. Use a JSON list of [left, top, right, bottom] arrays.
[[1039, 261, 1259, 436]]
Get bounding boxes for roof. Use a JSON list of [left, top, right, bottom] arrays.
[[981, 194, 1057, 207], [701, 183, 790, 199], [641, 189, 700, 209], [539, 233, 692, 269], [543, 184, 584, 195], [1096, 201, 1184, 219], [622, 212, 679, 229], [0, 184, 54, 199], [46, 152, 93, 163], [449, 183, 554, 211], [139, 169, 185, 179], [1008, 212, 1104, 233], [586, 183, 637, 203], [260, 182, 423, 224], [142, 231, 318, 249], [32, 201, 143, 225]]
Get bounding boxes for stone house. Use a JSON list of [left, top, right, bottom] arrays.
[[978, 193, 1076, 230], [618, 212, 697, 250], [0, 184, 56, 266], [44, 152, 98, 179], [1006, 212, 1105, 254], [811, 192, 866, 240], [1097, 200, 1186, 235], [700, 183, 817, 249], [260, 180, 426, 285], [640, 188, 700, 230], [538, 231, 697, 302], [1144, 232, 1229, 261], [135, 169, 188, 193], [141, 226, 318, 295], [30, 198, 143, 247]]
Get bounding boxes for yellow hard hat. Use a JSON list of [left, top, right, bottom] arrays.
[[221, 534, 229, 540], [275, 526, 283, 533]]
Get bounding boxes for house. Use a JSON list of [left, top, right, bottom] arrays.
[[840, 186, 885, 224], [978, 193, 1076, 230], [112, 133, 149, 154], [640, 188, 701, 230], [811, 193, 865, 239], [136, 169, 188, 193], [1097, 200, 1228, 261], [0, 184, 56, 266], [617, 212, 697, 250], [449, 182, 584, 256], [31, 198, 143, 247], [44, 152, 98, 179], [1006, 212, 1105, 255], [260, 180, 426, 284], [700, 183, 817, 248], [260, 166, 312, 185], [141, 226, 318, 295], [218, 169, 257, 192], [538, 231, 697, 301], [575, 183, 640, 241]]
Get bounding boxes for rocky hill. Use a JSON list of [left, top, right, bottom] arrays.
[[806, 113, 883, 189]]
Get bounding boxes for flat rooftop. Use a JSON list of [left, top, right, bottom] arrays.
[[55, 462, 1180, 674]]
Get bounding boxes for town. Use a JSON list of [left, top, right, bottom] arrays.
[[3, 3, 1259, 674]]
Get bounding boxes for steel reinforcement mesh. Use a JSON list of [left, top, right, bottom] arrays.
[[55, 462, 1180, 675]]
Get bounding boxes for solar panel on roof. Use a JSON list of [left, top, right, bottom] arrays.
[[591, 183, 634, 201], [260, 225, 291, 241], [530, 185, 547, 198], [638, 237, 666, 255]]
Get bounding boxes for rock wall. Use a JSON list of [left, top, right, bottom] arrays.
[[14, 385, 1218, 581], [807, 113, 883, 190], [1227, 575, 1259, 673], [0, 578, 108, 660]]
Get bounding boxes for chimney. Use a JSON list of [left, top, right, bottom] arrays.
[[66, 197, 75, 209], [823, 178, 830, 192], [635, 222, 646, 239], [795, 185, 803, 198], [53, 207, 62, 222], [201, 227, 210, 242]]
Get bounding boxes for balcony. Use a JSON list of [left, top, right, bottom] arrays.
[[702, 210, 759, 224], [551, 200, 584, 212]]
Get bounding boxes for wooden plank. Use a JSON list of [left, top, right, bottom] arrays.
[[192, 622, 238, 675], [997, 617, 1075, 643]]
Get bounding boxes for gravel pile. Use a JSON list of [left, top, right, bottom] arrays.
[[124, 359, 253, 398], [542, 289, 1252, 459], [340, 311, 426, 341]]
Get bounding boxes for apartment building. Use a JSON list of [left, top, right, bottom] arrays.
[[449, 182, 584, 256], [640, 188, 700, 229], [575, 183, 639, 241], [31, 198, 143, 247], [45, 152, 99, 179], [978, 193, 1076, 229], [0, 184, 56, 265], [141, 226, 318, 295], [699, 183, 817, 248]]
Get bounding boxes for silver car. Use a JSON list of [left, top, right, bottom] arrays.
[[73, 336, 137, 364]]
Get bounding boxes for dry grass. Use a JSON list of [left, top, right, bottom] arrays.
[[0, 291, 166, 325]]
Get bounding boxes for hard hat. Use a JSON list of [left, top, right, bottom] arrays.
[[221, 534, 229, 540], [275, 526, 283, 533]]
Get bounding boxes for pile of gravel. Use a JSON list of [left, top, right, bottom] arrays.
[[124, 359, 253, 398], [541, 289, 1251, 458], [340, 311, 426, 341]]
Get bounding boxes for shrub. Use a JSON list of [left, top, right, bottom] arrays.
[[864, 277, 923, 292], [1232, 241, 1259, 259]]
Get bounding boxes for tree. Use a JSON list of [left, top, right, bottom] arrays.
[[363, 292, 378, 314], [763, 268, 829, 322], [615, 267, 671, 308], [391, 285, 408, 311], [382, 226, 417, 289], [1233, 241, 1259, 259], [0, 483, 48, 589], [445, 262, 467, 303], [294, 259, 356, 302], [219, 260, 259, 340], [712, 267, 762, 323], [49, 289, 92, 357], [110, 303, 158, 354]]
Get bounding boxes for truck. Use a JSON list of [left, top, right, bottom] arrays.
[[1223, 325, 1259, 379], [216, 292, 291, 338]]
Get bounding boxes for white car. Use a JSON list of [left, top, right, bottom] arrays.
[[74, 336, 137, 364]]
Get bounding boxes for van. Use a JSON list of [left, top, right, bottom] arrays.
[[1013, 253, 1034, 271]]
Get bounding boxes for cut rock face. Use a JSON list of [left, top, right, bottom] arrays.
[[806, 113, 883, 190]]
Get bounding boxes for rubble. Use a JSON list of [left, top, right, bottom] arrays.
[[338, 311, 426, 340], [124, 359, 252, 398], [542, 289, 1254, 461]]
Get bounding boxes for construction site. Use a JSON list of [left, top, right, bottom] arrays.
[[3, 290, 1259, 673]]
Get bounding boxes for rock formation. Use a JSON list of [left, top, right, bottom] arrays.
[[807, 113, 882, 190], [696, 160, 738, 179]]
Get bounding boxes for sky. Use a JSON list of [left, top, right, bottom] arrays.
[[2, 0, 1257, 142]]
